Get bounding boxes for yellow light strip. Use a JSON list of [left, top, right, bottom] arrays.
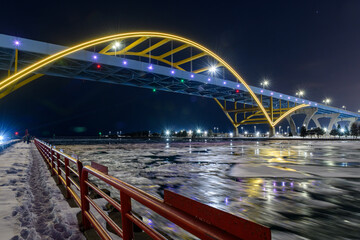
[[174, 52, 207, 66], [159, 44, 189, 59], [139, 39, 170, 54], [272, 104, 308, 126], [0, 31, 300, 127]]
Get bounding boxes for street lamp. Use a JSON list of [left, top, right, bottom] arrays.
[[296, 90, 305, 98], [260, 79, 269, 89], [342, 105, 346, 110], [322, 98, 331, 105]]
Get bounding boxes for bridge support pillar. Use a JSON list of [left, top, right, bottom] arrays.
[[233, 127, 239, 137], [286, 115, 297, 136], [311, 113, 340, 131], [302, 108, 318, 130], [269, 126, 275, 137]]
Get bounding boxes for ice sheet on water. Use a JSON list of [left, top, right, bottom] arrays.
[[59, 139, 360, 240]]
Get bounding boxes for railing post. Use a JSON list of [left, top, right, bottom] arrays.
[[50, 147, 55, 176], [120, 191, 133, 240], [65, 157, 71, 199], [56, 152, 61, 185], [80, 169, 91, 230]]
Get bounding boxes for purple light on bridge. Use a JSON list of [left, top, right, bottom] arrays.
[[190, 74, 194, 78], [288, 96, 291, 99], [223, 81, 227, 85], [148, 64, 153, 70], [92, 55, 98, 60], [237, 84, 240, 88], [14, 40, 20, 46], [315, 103, 318, 106], [280, 94, 283, 97], [123, 60, 127, 65], [207, 78, 211, 82], [260, 90, 264, 93], [270, 92, 273, 95], [171, 70, 175, 75], [295, 98, 298, 101], [302, 100, 305, 103]]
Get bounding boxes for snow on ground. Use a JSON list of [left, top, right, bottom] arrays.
[[0, 142, 85, 240]]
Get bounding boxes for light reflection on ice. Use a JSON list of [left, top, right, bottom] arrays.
[[58, 140, 360, 240]]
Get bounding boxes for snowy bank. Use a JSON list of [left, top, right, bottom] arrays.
[[0, 142, 85, 240]]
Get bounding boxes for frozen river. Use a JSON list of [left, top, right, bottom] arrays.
[[59, 139, 360, 240]]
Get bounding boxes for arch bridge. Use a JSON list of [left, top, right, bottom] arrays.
[[0, 32, 358, 135]]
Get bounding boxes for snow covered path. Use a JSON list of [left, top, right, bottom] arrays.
[[0, 143, 85, 240]]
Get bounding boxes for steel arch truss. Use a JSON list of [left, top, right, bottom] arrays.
[[0, 32, 308, 128]]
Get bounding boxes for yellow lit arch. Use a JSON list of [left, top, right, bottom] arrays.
[[0, 32, 307, 127]]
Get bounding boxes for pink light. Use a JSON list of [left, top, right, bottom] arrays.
[[171, 70, 175, 74], [14, 40, 20, 46], [288, 97, 291, 99], [270, 92, 273, 95], [223, 81, 226, 84], [148, 65, 153, 70], [295, 98, 298, 101], [123, 60, 127, 65], [302, 100, 305, 103], [190, 74, 194, 78], [207, 78, 211, 81], [237, 84, 240, 88], [260, 90, 263, 93], [280, 94, 283, 97], [92, 55, 98, 60]]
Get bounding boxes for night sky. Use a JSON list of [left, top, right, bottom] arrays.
[[1, 1, 360, 137]]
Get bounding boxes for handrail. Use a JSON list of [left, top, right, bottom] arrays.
[[34, 138, 83, 207], [34, 138, 271, 240]]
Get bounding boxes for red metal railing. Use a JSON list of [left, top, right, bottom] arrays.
[[34, 138, 83, 207], [34, 138, 271, 240]]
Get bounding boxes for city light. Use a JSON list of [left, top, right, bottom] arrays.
[[148, 65, 153, 70], [323, 127, 327, 132], [204, 131, 208, 136], [152, 88, 156, 92], [244, 131, 248, 135], [340, 128, 345, 133], [171, 70, 175, 74], [92, 55, 98, 60], [342, 105, 346, 110], [323, 98, 331, 105], [260, 79, 269, 88], [14, 40, 20, 46], [122, 60, 127, 65], [209, 65, 217, 74], [229, 132, 233, 137], [96, 64, 101, 69], [0, 135, 4, 141], [112, 41, 120, 49], [165, 130, 170, 136], [296, 90, 305, 97], [188, 130, 193, 135], [196, 129, 201, 134]]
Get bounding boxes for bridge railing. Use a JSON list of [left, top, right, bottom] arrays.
[[34, 138, 83, 207], [34, 138, 271, 240]]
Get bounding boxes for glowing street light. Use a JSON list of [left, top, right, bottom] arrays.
[[0, 135, 4, 141], [196, 129, 202, 134], [342, 105, 346, 110], [260, 79, 269, 89], [229, 132, 233, 137], [296, 90, 305, 97], [322, 98, 331, 105], [165, 130, 170, 136], [112, 41, 120, 49], [209, 65, 217, 74]]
